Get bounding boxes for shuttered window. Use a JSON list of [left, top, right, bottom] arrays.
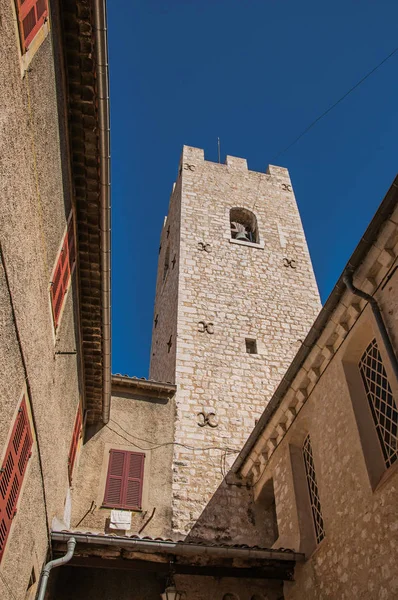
[[15, 0, 49, 51], [0, 397, 33, 564], [103, 450, 145, 510], [50, 213, 76, 330], [68, 406, 82, 485]]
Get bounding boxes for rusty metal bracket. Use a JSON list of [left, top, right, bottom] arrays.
[[198, 242, 211, 253], [283, 258, 297, 269], [198, 321, 214, 334], [197, 411, 218, 428]]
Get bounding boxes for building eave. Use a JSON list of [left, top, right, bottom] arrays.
[[234, 176, 398, 476], [60, 0, 111, 426], [51, 531, 303, 580], [112, 375, 177, 400]]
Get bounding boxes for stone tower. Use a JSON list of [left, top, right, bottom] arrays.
[[150, 146, 321, 535]]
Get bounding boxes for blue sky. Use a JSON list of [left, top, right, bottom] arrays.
[[108, 0, 398, 377]]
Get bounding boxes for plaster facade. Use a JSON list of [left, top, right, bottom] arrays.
[[69, 384, 176, 538], [150, 146, 321, 535], [0, 2, 89, 598]]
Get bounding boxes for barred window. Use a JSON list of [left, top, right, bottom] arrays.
[[359, 339, 398, 469], [303, 434, 325, 544]]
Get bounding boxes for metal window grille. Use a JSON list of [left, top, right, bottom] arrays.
[[359, 339, 398, 469], [302, 434, 325, 544]]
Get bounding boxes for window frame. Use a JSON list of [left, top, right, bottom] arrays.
[[49, 212, 76, 333], [359, 338, 398, 470], [0, 394, 33, 564], [68, 405, 83, 485], [15, 0, 49, 53], [342, 312, 398, 491], [229, 207, 260, 245], [103, 449, 145, 511], [302, 434, 325, 545]]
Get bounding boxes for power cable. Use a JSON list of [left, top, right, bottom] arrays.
[[272, 44, 398, 161], [106, 422, 239, 454]]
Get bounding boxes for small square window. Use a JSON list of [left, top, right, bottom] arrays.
[[245, 339, 257, 354]]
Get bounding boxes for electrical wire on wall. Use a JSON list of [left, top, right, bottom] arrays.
[[0, 243, 52, 558], [107, 420, 240, 455]]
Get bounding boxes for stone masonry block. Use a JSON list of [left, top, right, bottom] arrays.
[[225, 155, 248, 171]]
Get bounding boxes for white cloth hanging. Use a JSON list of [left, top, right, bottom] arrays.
[[109, 509, 132, 530]]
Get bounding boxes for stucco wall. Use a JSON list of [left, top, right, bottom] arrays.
[[150, 145, 321, 536], [69, 390, 175, 537], [252, 269, 398, 599], [0, 3, 82, 598]]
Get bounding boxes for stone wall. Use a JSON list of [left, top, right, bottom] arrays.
[[0, 4, 82, 598], [149, 174, 182, 384], [150, 146, 321, 537], [251, 268, 398, 598]]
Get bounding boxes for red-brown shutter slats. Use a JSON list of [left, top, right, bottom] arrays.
[[50, 213, 75, 330], [103, 451, 145, 510], [104, 451, 126, 507], [16, 0, 48, 50], [68, 406, 82, 485], [125, 453, 145, 509], [0, 397, 33, 563]]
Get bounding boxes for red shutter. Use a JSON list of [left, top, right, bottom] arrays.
[[103, 451, 145, 510], [104, 451, 126, 507], [125, 453, 145, 509], [50, 213, 75, 330], [68, 406, 82, 485], [15, 0, 48, 51], [0, 397, 33, 564]]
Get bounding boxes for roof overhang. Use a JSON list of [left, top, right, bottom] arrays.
[[51, 532, 303, 581], [60, 0, 111, 425], [112, 375, 177, 401]]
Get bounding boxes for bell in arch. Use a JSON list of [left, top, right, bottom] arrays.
[[235, 230, 250, 241], [231, 221, 250, 241]]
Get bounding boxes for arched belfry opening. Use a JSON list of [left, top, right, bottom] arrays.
[[230, 207, 259, 244]]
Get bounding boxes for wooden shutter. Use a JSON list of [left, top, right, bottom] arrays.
[[0, 397, 33, 564], [50, 213, 76, 330], [68, 406, 82, 485], [125, 453, 145, 509], [15, 0, 48, 51], [103, 450, 145, 510]]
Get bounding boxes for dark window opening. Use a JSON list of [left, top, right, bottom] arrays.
[[246, 338, 257, 354], [230, 207, 259, 244], [163, 247, 170, 282], [256, 477, 279, 546]]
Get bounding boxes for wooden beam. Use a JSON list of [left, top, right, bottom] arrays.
[[65, 556, 295, 581]]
